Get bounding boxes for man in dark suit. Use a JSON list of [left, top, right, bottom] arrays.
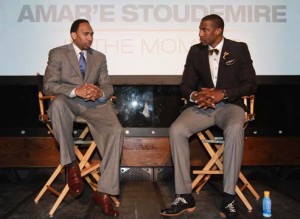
[[160, 14, 257, 218], [43, 19, 123, 217]]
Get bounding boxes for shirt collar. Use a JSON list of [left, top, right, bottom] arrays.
[[72, 43, 87, 58]]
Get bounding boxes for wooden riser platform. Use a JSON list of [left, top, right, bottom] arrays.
[[1, 136, 300, 167]]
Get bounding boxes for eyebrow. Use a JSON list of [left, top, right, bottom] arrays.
[[83, 31, 94, 35]]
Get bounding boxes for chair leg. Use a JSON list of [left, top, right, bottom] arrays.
[[235, 186, 253, 212], [33, 164, 68, 217], [75, 143, 101, 189], [195, 174, 212, 193], [34, 164, 64, 204], [111, 196, 120, 207], [238, 172, 260, 200], [75, 142, 97, 170], [195, 144, 224, 193], [49, 184, 70, 217], [195, 165, 218, 193], [193, 130, 259, 212], [35, 138, 120, 217], [34, 143, 98, 216], [75, 143, 121, 207], [192, 144, 224, 189]]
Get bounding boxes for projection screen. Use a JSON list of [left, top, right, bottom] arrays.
[[0, 0, 298, 76]]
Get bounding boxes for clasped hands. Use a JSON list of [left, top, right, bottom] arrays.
[[75, 84, 103, 101], [191, 88, 225, 109]]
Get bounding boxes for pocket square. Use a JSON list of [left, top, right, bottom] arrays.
[[225, 59, 235, 65]]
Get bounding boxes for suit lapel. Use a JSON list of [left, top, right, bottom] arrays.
[[200, 46, 214, 87], [85, 49, 93, 80], [216, 39, 229, 88], [67, 44, 83, 81]]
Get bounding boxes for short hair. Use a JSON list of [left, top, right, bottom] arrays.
[[202, 14, 224, 32], [70, 19, 90, 33]]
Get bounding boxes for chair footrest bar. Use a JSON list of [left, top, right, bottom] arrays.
[[202, 140, 224, 144], [46, 186, 61, 197], [193, 170, 223, 174], [81, 162, 100, 177], [74, 140, 93, 144]]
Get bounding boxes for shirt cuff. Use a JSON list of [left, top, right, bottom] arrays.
[[189, 91, 196, 102], [98, 89, 106, 102], [69, 88, 76, 98], [69, 88, 106, 101]]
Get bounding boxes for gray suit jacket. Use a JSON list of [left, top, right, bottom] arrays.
[[43, 43, 113, 107]]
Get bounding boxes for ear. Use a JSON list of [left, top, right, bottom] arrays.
[[216, 28, 222, 36], [71, 32, 76, 40]]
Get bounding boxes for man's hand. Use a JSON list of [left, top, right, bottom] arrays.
[[75, 84, 103, 101], [191, 88, 225, 109]]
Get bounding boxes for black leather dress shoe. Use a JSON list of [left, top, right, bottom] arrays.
[[220, 200, 238, 218], [160, 194, 196, 216]]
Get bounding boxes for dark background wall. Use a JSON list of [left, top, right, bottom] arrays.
[[1, 75, 300, 137]]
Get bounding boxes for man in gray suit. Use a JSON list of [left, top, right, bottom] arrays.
[[43, 19, 123, 217], [160, 14, 256, 218]]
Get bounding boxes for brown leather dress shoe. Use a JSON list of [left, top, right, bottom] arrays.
[[67, 162, 83, 196], [92, 191, 119, 217]]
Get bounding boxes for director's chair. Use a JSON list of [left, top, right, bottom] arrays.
[[191, 96, 259, 212], [34, 75, 119, 217]]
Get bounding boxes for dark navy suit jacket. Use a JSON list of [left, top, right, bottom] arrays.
[[180, 38, 257, 111]]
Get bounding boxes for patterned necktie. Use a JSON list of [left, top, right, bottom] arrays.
[[79, 52, 86, 79], [208, 48, 219, 55]]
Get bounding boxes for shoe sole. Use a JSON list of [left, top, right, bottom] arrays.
[[220, 211, 226, 218], [92, 195, 119, 217], [68, 186, 83, 197], [160, 207, 196, 217], [220, 211, 237, 218]]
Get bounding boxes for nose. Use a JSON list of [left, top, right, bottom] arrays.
[[199, 30, 203, 38], [87, 33, 93, 41]]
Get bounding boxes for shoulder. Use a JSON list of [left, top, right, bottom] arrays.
[[223, 38, 253, 62], [188, 43, 207, 56], [88, 48, 106, 58], [48, 44, 71, 57], [224, 38, 249, 50], [49, 44, 69, 52], [191, 43, 207, 51]]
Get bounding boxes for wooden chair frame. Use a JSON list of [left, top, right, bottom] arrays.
[[191, 96, 259, 212], [34, 91, 119, 217]]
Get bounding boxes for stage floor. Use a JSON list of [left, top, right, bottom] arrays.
[[1, 166, 300, 219]]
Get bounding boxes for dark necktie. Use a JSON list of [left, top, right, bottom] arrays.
[[208, 48, 219, 55], [79, 52, 86, 79]]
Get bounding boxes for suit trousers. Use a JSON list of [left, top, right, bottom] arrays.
[[169, 102, 245, 195], [48, 94, 123, 195]]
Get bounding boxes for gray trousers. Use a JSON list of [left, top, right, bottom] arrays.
[[169, 102, 245, 195], [48, 94, 123, 195]]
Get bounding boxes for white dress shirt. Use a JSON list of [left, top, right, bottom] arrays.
[[208, 38, 224, 87]]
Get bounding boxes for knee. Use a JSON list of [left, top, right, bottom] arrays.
[[48, 95, 70, 116], [110, 121, 123, 134], [115, 125, 123, 134], [224, 123, 244, 136], [169, 122, 186, 138], [49, 95, 68, 110]]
